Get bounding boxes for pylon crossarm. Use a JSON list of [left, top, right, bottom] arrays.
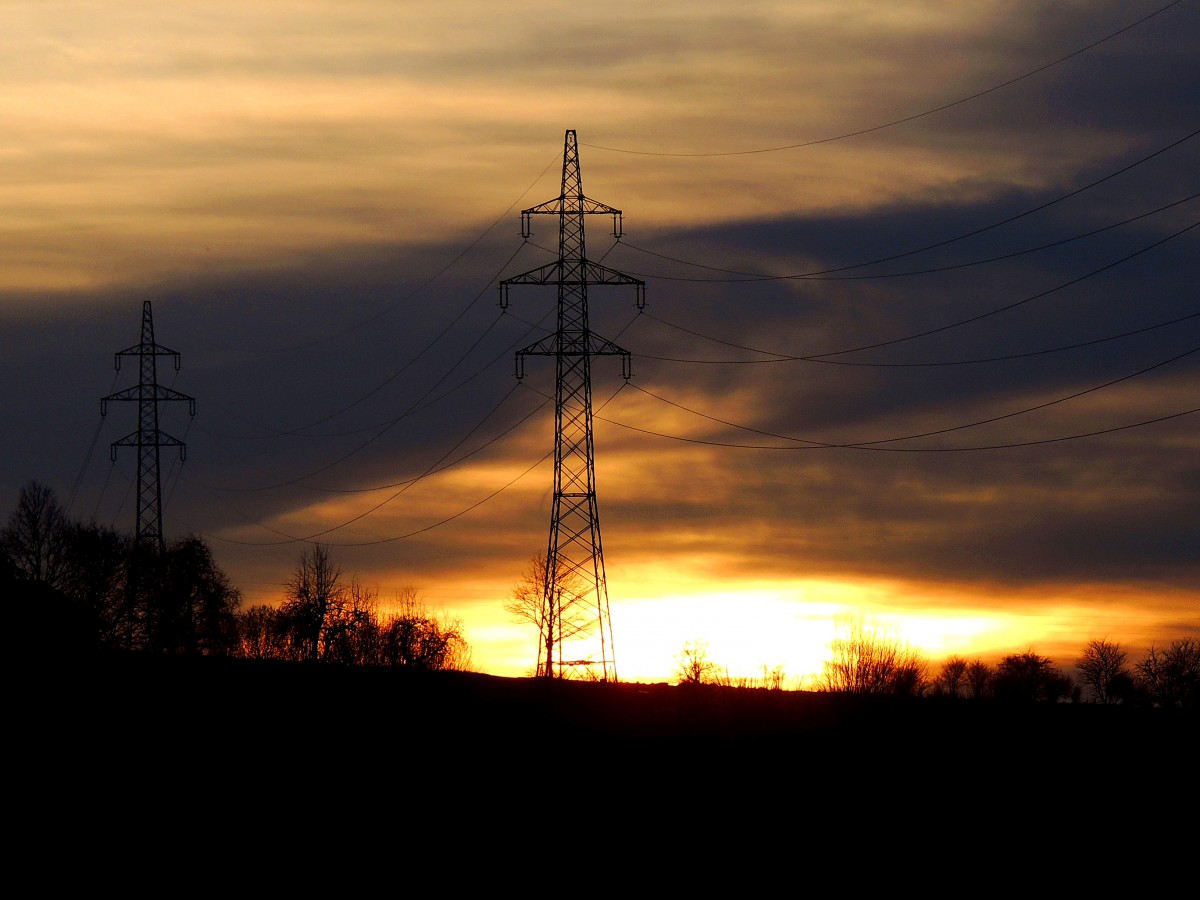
[[501, 260, 566, 286], [500, 262, 644, 306], [101, 386, 139, 405], [517, 335, 560, 357], [111, 431, 187, 458], [114, 344, 180, 369], [102, 384, 195, 407], [109, 431, 139, 460], [160, 433, 187, 461], [586, 334, 630, 356], [581, 261, 644, 287], [523, 196, 622, 218]]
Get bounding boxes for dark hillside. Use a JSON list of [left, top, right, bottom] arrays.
[[22, 651, 1195, 822], [33, 652, 1193, 752]]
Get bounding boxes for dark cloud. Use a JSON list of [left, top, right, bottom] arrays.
[[7, 129, 1194, 603]]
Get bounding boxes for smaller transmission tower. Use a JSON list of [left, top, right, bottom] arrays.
[[101, 301, 195, 550], [500, 129, 645, 681]]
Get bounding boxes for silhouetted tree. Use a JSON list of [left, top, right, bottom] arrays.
[[85, 534, 242, 656], [2, 480, 69, 587], [281, 544, 344, 662], [241, 576, 471, 670], [935, 655, 970, 697], [675, 639, 720, 685], [236, 604, 292, 660], [820, 616, 929, 696], [1106, 672, 1139, 706], [3, 485, 241, 656], [148, 536, 241, 655], [758, 664, 788, 691], [1136, 639, 1199, 709], [321, 578, 380, 665], [379, 589, 471, 671], [505, 555, 587, 678], [1075, 638, 1131, 704], [993, 650, 1072, 703], [54, 521, 131, 650], [966, 659, 993, 699]]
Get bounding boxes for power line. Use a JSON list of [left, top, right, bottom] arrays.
[[66, 368, 118, 517], [218, 240, 535, 443], [205, 445, 548, 548], [641, 220, 1197, 363], [200, 295, 556, 449], [807, 222, 1197, 359], [603, 401, 1198, 453], [295, 380, 529, 540], [198, 298, 559, 495], [619, 341, 1197, 450], [210, 384, 550, 497], [609, 128, 1197, 281], [206, 382, 630, 548], [204, 263, 539, 492], [636, 311, 1200, 367], [617, 192, 1199, 284], [292, 242, 536, 435], [227, 309, 513, 489], [824, 347, 1199, 447]]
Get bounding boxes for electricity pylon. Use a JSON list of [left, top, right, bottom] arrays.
[[500, 129, 645, 681], [101, 301, 195, 550]]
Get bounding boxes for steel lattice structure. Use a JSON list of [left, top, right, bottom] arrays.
[[501, 130, 645, 680], [102, 301, 195, 550]]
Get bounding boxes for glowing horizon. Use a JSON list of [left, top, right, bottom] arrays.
[[229, 560, 1196, 685]]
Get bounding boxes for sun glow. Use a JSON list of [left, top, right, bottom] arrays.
[[601, 575, 884, 686], [605, 580, 1047, 687], [460, 559, 1145, 686]]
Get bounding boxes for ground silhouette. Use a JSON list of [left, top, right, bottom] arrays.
[[38, 651, 1193, 770]]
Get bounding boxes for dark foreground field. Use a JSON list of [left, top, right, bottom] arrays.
[[21, 649, 1195, 841], [31, 652, 1194, 776], [24, 652, 1193, 866]]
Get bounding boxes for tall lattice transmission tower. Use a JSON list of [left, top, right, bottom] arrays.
[[500, 129, 645, 681], [101, 301, 195, 550]]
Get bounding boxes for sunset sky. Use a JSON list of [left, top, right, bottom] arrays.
[[3, 0, 1197, 683]]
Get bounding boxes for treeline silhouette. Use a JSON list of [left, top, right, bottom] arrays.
[[239, 543, 470, 670], [3, 480, 468, 671], [5, 479, 1195, 708], [675, 620, 1198, 709]]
